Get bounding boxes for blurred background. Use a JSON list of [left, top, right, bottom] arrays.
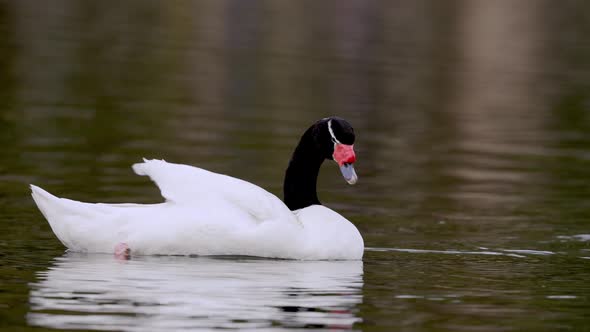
[[1, 1, 589, 331]]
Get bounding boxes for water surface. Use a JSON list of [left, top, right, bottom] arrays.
[[1, 1, 590, 331]]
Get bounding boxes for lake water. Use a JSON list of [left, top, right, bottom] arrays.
[[1, 1, 590, 331]]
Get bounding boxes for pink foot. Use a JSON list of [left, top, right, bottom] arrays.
[[114, 243, 131, 260]]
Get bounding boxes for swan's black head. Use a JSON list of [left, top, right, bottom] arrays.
[[312, 117, 358, 184], [284, 117, 358, 210]]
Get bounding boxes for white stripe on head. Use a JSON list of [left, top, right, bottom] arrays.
[[328, 119, 342, 144]]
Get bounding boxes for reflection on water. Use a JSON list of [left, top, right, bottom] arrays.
[[28, 254, 363, 331]]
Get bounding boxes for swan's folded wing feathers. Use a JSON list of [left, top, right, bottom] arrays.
[[132, 159, 296, 223], [132, 159, 233, 203], [132, 159, 182, 202]]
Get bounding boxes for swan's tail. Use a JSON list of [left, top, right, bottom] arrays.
[[30, 185, 105, 251], [30, 185, 59, 221], [31, 185, 75, 248]]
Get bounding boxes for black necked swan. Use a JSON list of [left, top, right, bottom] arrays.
[[31, 117, 364, 259]]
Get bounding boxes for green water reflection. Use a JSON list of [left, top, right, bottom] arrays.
[[0, 1, 589, 331]]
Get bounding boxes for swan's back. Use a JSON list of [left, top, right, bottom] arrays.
[[32, 160, 297, 255]]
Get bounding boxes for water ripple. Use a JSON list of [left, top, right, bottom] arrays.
[[364, 247, 564, 258]]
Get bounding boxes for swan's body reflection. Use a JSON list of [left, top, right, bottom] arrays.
[[28, 254, 363, 331]]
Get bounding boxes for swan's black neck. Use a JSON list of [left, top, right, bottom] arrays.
[[283, 125, 326, 211]]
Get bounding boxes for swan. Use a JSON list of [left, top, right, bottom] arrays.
[[31, 117, 364, 260]]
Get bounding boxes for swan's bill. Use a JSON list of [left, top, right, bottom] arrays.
[[333, 143, 357, 185], [333, 144, 356, 165], [340, 163, 358, 185]]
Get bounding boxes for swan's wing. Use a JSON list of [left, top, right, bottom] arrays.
[[132, 159, 296, 223]]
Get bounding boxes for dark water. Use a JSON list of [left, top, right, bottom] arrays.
[[1, 1, 590, 331]]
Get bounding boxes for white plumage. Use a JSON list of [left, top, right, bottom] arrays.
[[31, 159, 364, 260]]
